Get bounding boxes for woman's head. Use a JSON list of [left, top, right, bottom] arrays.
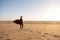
[[20, 16, 22, 18]]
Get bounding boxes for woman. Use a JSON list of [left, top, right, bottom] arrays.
[[20, 16, 23, 29]]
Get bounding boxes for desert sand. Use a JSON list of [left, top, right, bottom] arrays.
[[0, 21, 60, 40]]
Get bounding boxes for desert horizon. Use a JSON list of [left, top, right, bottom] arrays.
[[1, 21, 60, 24]]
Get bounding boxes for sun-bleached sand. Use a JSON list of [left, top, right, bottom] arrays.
[[0, 21, 60, 40]]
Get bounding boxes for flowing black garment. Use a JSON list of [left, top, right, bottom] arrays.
[[13, 19, 20, 24]]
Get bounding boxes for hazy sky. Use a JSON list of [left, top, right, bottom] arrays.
[[0, 0, 60, 21]]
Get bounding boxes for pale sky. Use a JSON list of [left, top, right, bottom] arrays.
[[0, 0, 60, 21]]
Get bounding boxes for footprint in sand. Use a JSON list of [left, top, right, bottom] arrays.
[[43, 33, 60, 40], [43, 33, 51, 35], [7, 39, 10, 40], [0, 35, 3, 38], [47, 39, 49, 40], [41, 35, 46, 37], [41, 33, 51, 38], [53, 35, 60, 38]]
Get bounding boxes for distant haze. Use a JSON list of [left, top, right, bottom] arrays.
[[0, 0, 60, 21]]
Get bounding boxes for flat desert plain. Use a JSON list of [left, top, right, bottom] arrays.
[[0, 21, 60, 40]]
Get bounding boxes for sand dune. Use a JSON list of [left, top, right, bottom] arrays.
[[0, 22, 60, 40]]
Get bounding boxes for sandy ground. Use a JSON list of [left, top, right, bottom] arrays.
[[0, 22, 60, 40]]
